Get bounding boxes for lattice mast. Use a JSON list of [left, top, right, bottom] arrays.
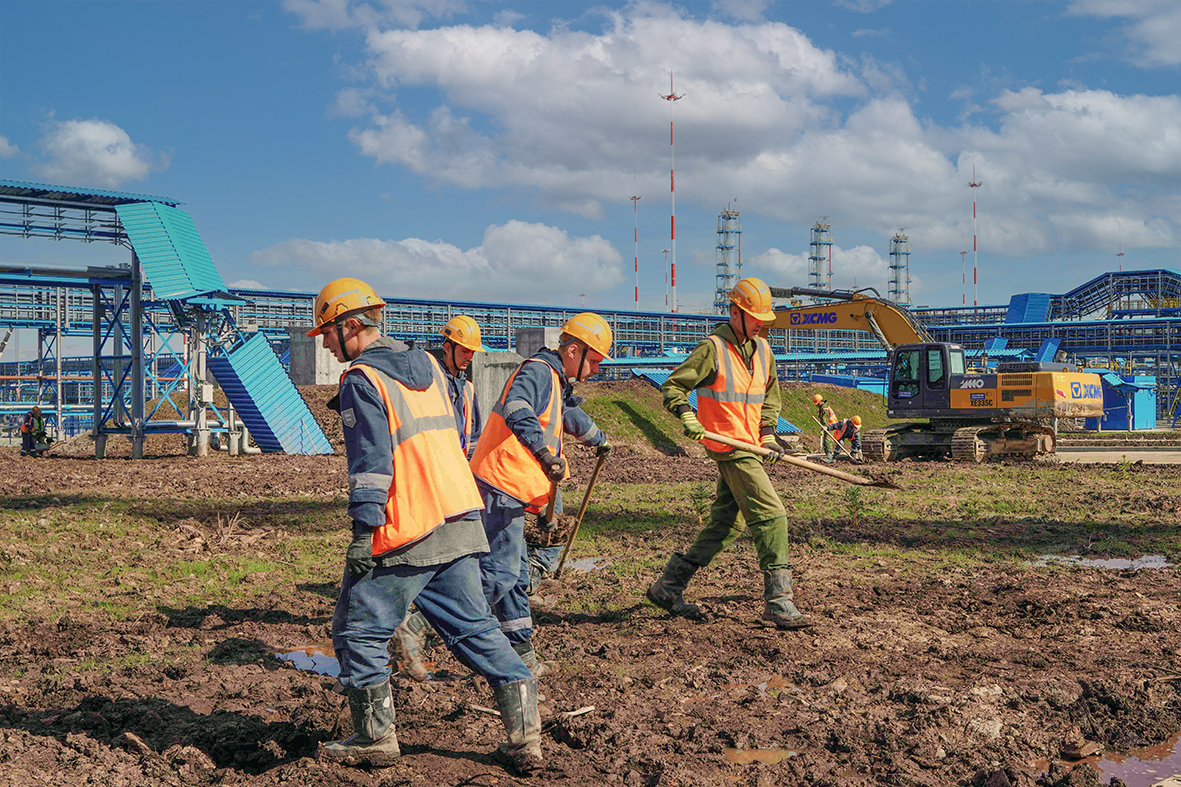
[[968, 161, 981, 308], [714, 205, 741, 314], [808, 219, 833, 297], [887, 229, 912, 305], [660, 71, 684, 312], [631, 194, 641, 308]]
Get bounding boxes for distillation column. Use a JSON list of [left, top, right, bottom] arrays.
[[714, 207, 741, 314]]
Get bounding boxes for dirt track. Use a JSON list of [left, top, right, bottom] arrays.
[[1, 435, 1180, 786]]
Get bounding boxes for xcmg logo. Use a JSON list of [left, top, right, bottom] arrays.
[[789, 312, 838, 326], [959, 378, 986, 389], [1071, 382, 1102, 399]]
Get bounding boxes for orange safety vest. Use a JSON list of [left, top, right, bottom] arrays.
[[469, 358, 566, 510], [343, 355, 483, 555], [697, 334, 772, 454], [833, 420, 858, 442], [460, 379, 475, 453]]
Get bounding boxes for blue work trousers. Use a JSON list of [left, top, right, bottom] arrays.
[[331, 553, 530, 689], [477, 485, 534, 646]]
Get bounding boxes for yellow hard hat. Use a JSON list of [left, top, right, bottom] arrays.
[[728, 277, 775, 321], [851, 415, 862, 428], [812, 394, 823, 405], [442, 315, 487, 352], [561, 312, 613, 360], [307, 278, 386, 337]]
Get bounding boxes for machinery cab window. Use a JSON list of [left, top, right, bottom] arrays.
[[892, 348, 921, 399], [927, 348, 945, 388], [949, 348, 966, 376]]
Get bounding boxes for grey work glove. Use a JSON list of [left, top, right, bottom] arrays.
[[595, 441, 613, 458], [680, 410, 706, 440], [536, 448, 568, 482], [761, 433, 783, 465], [346, 527, 376, 578]]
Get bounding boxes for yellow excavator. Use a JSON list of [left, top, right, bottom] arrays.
[[768, 286, 1105, 462]]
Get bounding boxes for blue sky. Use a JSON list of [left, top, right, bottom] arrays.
[[1, 0, 1178, 317]]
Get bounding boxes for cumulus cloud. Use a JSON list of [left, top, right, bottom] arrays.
[[251, 220, 624, 305], [1068, 0, 1181, 68], [228, 279, 268, 290], [0, 136, 19, 159], [35, 119, 169, 188], [283, 0, 466, 30], [746, 244, 892, 291]]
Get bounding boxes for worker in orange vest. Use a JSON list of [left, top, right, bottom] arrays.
[[469, 313, 613, 679], [20, 405, 46, 457], [826, 415, 863, 463], [813, 393, 837, 459], [309, 279, 541, 774], [647, 277, 812, 630]]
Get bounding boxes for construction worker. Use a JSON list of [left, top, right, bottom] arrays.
[[647, 277, 812, 630], [395, 315, 487, 682], [309, 279, 541, 773], [813, 393, 836, 459], [20, 406, 46, 457], [826, 415, 863, 463], [469, 312, 613, 678]]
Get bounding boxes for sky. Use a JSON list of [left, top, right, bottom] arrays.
[[1, 0, 1179, 321]]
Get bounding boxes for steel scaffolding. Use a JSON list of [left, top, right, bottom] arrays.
[[713, 207, 741, 314], [807, 220, 832, 296], [887, 230, 911, 305]]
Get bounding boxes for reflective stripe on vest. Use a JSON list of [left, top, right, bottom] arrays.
[[460, 380, 475, 452], [697, 334, 771, 453], [469, 358, 565, 510], [344, 355, 483, 555]]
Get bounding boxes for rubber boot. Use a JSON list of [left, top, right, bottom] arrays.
[[762, 569, 813, 630], [821, 451, 835, 464], [492, 678, 543, 774], [319, 680, 401, 766], [512, 640, 557, 678], [394, 609, 430, 682], [646, 553, 703, 619]]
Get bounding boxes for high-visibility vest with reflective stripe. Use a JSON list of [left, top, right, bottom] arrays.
[[833, 419, 859, 442], [460, 380, 475, 454], [697, 334, 772, 453], [344, 355, 483, 555], [469, 358, 566, 510]]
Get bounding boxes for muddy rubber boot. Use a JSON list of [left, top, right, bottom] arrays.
[[319, 680, 401, 766], [394, 609, 430, 682], [492, 678, 543, 775], [646, 553, 703, 619], [821, 452, 835, 464], [762, 569, 813, 630], [512, 640, 558, 678]]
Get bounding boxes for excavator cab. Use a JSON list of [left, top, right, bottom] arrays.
[[888, 343, 967, 416]]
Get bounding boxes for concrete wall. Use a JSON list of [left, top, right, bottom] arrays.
[[514, 327, 562, 359], [470, 350, 524, 412], [285, 329, 407, 386]]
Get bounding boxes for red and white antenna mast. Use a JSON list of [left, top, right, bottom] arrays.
[[968, 159, 982, 309], [1117, 241, 1124, 272], [960, 231, 967, 306], [631, 193, 641, 308], [660, 71, 684, 313], [662, 248, 670, 310]]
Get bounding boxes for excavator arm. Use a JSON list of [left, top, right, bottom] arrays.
[[767, 286, 933, 350]]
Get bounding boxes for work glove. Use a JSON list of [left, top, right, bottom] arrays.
[[595, 441, 613, 458], [680, 410, 706, 440], [346, 527, 376, 579], [536, 448, 568, 482], [761, 433, 783, 465]]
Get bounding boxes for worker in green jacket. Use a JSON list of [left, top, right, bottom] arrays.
[[646, 277, 812, 630]]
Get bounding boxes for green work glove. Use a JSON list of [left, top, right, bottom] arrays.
[[761, 433, 783, 465], [595, 441, 613, 458], [536, 448, 568, 482], [680, 410, 706, 440], [346, 527, 376, 579]]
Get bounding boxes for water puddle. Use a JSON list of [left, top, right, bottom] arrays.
[[274, 645, 340, 678], [1032, 554, 1173, 570], [566, 556, 613, 572], [1035, 731, 1181, 787], [724, 748, 799, 765]]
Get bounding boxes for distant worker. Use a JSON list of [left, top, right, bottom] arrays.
[[825, 415, 863, 463], [309, 278, 541, 773], [470, 312, 613, 680], [20, 406, 46, 457], [395, 315, 488, 681], [813, 393, 836, 460], [647, 277, 812, 630]]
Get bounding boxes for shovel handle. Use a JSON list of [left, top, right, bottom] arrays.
[[701, 430, 892, 488], [553, 451, 608, 579]]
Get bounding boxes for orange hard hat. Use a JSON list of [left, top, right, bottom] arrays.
[[728, 277, 775, 321], [442, 315, 487, 352], [812, 394, 823, 405], [852, 415, 862, 428], [307, 278, 386, 337], [561, 312, 613, 360]]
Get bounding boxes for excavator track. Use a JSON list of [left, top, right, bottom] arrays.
[[862, 429, 892, 462], [950, 422, 1057, 463], [950, 425, 992, 463]]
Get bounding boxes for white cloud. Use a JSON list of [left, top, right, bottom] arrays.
[[283, 0, 466, 31], [0, 136, 19, 159], [35, 118, 169, 188], [228, 279, 268, 289], [250, 220, 624, 305], [746, 244, 891, 291], [1068, 0, 1181, 68]]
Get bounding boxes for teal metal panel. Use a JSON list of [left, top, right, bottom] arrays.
[[207, 334, 333, 454], [114, 202, 226, 301]]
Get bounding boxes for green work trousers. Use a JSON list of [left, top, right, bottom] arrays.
[[683, 454, 792, 572]]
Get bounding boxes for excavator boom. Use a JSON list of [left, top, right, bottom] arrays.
[[767, 287, 932, 349]]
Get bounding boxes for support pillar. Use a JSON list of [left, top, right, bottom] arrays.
[[92, 284, 106, 459], [130, 253, 145, 459]]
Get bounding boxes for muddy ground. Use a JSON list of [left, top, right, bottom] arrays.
[[2, 420, 1180, 786]]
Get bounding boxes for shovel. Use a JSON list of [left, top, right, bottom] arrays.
[[553, 450, 609, 579], [701, 430, 900, 490], [810, 415, 857, 462], [538, 479, 559, 548]]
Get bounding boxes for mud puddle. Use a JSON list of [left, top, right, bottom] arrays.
[[1032, 554, 1173, 570], [274, 644, 340, 678], [1039, 731, 1181, 787], [565, 556, 613, 572]]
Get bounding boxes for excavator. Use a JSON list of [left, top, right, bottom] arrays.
[[767, 286, 1105, 462]]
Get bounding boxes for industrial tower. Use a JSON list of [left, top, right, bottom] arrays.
[[888, 229, 912, 305], [714, 206, 741, 314], [808, 219, 833, 296]]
